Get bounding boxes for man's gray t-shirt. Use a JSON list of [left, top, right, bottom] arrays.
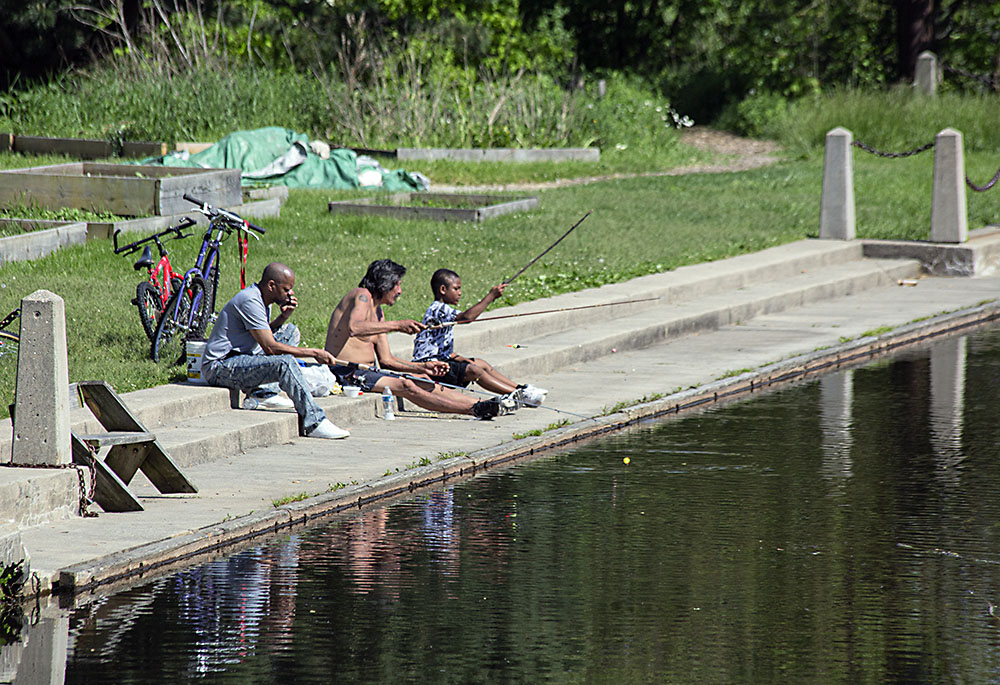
[[203, 284, 270, 366]]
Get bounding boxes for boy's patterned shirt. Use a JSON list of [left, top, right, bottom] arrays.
[[412, 300, 458, 361]]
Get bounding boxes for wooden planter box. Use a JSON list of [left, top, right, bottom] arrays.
[[328, 192, 538, 222], [0, 133, 167, 159], [0, 163, 241, 217]]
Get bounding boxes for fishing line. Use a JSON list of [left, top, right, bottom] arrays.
[[325, 358, 595, 421], [425, 296, 661, 330], [504, 210, 592, 285]]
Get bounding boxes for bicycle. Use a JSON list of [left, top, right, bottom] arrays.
[[0, 308, 20, 362], [150, 194, 265, 364], [113, 217, 197, 341]]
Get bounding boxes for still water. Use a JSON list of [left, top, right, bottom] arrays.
[[63, 331, 1000, 683]]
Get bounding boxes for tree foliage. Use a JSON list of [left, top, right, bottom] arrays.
[[1, 0, 998, 118]]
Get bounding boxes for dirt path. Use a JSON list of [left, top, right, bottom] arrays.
[[432, 127, 784, 192]]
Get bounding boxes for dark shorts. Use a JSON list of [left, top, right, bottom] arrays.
[[328, 364, 391, 393], [435, 359, 471, 388]]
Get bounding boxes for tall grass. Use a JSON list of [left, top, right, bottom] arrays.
[[765, 88, 1000, 158], [0, 52, 691, 160]]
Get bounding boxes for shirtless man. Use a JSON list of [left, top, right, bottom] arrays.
[[324, 259, 516, 419]]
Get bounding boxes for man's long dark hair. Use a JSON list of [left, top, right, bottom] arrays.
[[359, 259, 406, 299]]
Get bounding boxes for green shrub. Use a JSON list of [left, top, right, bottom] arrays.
[[716, 91, 789, 138]]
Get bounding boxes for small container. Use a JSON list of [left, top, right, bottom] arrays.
[[343, 385, 362, 398], [381, 386, 395, 420], [185, 339, 207, 384]]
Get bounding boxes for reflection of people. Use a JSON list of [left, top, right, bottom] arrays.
[[202, 262, 349, 439], [324, 259, 517, 419], [412, 268, 547, 405]]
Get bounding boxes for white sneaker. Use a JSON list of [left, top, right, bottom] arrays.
[[244, 394, 295, 410], [519, 384, 548, 407], [307, 418, 350, 439], [497, 391, 519, 415]]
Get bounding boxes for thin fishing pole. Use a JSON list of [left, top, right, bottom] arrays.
[[325, 359, 594, 421], [504, 210, 592, 285], [425, 296, 661, 330]]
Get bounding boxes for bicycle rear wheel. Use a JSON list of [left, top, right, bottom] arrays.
[[135, 281, 162, 341], [0, 330, 19, 362], [151, 275, 208, 364]]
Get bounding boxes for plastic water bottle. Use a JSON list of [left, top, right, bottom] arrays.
[[381, 386, 395, 420]]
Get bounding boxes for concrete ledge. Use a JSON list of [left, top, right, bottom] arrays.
[[862, 226, 1000, 276], [0, 468, 78, 528], [397, 147, 600, 163]]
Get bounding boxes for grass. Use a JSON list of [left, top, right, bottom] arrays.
[[271, 492, 310, 507]]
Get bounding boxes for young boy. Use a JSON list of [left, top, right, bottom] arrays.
[[412, 268, 548, 406]]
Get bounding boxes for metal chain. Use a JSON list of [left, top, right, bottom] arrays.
[[967, 166, 1000, 192], [0, 308, 20, 331], [942, 63, 996, 89], [852, 140, 936, 158]]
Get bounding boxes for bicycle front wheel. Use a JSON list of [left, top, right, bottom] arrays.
[[135, 281, 162, 341], [151, 275, 208, 364]]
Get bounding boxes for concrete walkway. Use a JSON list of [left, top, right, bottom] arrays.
[[6, 233, 1000, 598]]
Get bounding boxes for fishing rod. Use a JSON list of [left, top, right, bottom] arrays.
[[503, 210, 592, 285], [425, 296, 661, 330], [325, 358, 595, 421]]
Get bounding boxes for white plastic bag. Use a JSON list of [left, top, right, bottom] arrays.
[[300, 364, 339, 397]]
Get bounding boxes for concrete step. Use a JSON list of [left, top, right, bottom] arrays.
[[419, 256, 923, 380], [398, 239, 868, 358]]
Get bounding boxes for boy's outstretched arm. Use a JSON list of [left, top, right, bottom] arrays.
[[457, 283, 506, 322]]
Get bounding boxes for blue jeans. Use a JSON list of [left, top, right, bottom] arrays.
[[203, 324, 325, 434]]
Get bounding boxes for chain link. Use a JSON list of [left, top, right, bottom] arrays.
[[852, 140, 936, 158], [942, 63, 997, 89], [967, 166, 1000, 192], [0, 308, 20, 331]]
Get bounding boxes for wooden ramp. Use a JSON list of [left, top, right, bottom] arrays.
[[71, 381, 197, 512]]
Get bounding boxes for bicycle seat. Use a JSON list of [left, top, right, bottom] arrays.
[[133, 246, 154, 271]]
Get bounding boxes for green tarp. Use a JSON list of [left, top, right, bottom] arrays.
[[142, 127, 426, 191]]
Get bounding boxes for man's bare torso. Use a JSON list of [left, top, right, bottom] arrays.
[[324, 286, 383, 363]]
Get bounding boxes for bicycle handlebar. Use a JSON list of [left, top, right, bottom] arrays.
[[113, 217, 197, 255], [183, 193, 267, 235]]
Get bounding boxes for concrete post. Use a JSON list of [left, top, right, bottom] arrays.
[[914, 51, 939, 95], [930, 128, 968, 244], [11, 290, 71, 466], [820, 127, 856, 240]]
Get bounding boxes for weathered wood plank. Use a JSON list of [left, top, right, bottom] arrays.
[[158, 168, 241, 215], [71, 433, 143, 512], [3, 135, 167, 160], [77, 431, 156, 447], [0, 172, 157, 216], [0, 163, 242, 216], [328, 192, 538, 223], [104, 443, 150, 484]]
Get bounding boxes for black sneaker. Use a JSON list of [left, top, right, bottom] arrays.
[[472, 398, 500, 420]]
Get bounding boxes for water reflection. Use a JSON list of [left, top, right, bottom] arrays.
[[10, 327, 1000, 682]]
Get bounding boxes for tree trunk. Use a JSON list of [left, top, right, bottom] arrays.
[[896, 0, 935, 80]]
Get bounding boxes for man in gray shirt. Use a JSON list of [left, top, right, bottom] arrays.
[[202, 262, 349, 439]]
